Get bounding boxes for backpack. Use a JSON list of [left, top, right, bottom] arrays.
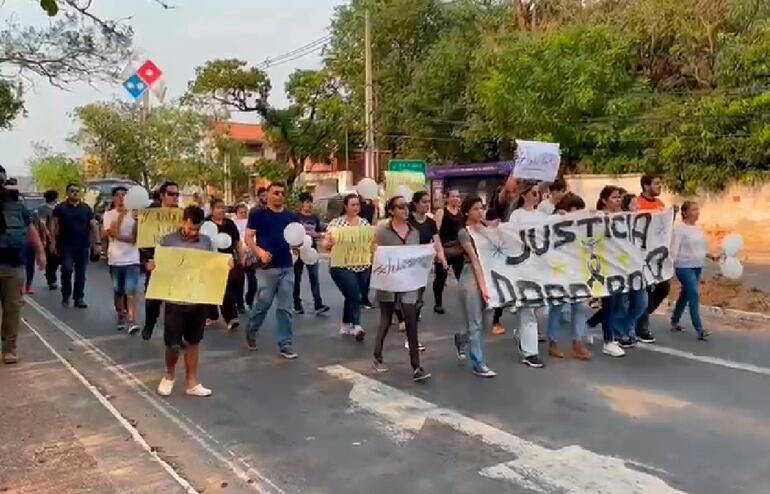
[[0, 201, 28, 250]]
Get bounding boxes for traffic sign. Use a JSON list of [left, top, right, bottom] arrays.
[[387, 160, 426, 175]]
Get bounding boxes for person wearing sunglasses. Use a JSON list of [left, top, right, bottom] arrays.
[[371, 195, 431, 382], [50, 183, 100, 309], [140, 181, 180, 340]]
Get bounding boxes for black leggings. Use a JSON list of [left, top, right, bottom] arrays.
[[433, 257, 464, 307], [375, 301, 420, 370]]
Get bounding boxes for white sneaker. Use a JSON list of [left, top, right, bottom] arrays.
[[185, 384, 212, 397], [603, 341, 626, 358], [157, 377, 175, 396], [398, 322, 406, 331], [340, 324, 354, 336], [353, 325, 365, 337]]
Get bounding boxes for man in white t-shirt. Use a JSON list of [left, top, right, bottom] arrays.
[[103, 186, 141, 333], [537, 177, 568, 215]]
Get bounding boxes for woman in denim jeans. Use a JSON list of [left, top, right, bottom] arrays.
[[545, 193, 592, 361], [452, 196, 496, 378], [323, 194, 371, 342], [670, 201, 715, 340]]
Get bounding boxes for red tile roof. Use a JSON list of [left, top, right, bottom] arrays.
[[213, 122, 265, 143]]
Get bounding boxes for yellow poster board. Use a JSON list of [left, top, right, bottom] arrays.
[[146, 246, 230, 305], [330, 226, 376, 268], [384, 171, 426, 198], [137, 208, 183, 248]]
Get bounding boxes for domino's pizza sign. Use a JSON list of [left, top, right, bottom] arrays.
[[122, 59, 165, 102]]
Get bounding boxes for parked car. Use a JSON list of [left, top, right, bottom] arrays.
[[20, 193, 45, 213]]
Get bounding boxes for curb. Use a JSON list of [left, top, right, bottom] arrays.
[[659, 302, 770, 324]]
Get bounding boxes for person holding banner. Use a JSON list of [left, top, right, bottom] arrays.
[[141, 181, 180, 341], [152, 206, 217, 398], [371, 195, 432, 382], [244, 182, 300, 359], [103, 186, 141, 334], [433, 189, 464, 314], [453, 196, 497, 378], [545, 193, 593, 361], [323, 194, 371, 341], [507, 181, 546, 368]]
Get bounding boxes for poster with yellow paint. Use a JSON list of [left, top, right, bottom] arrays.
[[330, 226, 376, 268], [137, 208, 184, 248], [384, 171, 426, 198], [146, 246, 231, 304]]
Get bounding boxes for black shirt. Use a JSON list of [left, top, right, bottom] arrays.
[[360, 201, 375, 224], [409, 214, 438, 245], [53, 201, 93, 249], [297, 212, 322, 249], [438, 207, 463, 245], [208, 217, 240, 256]]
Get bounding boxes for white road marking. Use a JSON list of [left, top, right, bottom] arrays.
[[25, 298, 285, 494], [321, 364, 686, 494], [22, 319, 199, 494], [635, 343, 770, 376]]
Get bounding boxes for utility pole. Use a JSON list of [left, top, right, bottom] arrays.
[[223, 152, 232, 204], [140, 90, 151, 188], [364, 9, 375, 179]]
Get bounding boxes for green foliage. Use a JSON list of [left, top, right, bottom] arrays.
[[39, 0, 58, 16], [0, 80, 23, 129], [30, 147, 84, 194], [186, 59, 271, 113]]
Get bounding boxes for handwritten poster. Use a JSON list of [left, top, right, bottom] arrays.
[[513, 140, 561, 182], [470, 209, 675, 308], [384, 171, 426, 198], [371, 244, 435, 292], [137, 208, 183, 248], [330, 226, 376, 268], [146, 246, 231, 304]]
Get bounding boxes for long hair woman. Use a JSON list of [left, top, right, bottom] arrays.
[[545, 192, 593, 360], [323, 193, 371, 342], [452, 195, 497, 377], [433, 189, 464, 313], [594, 185, 626, 358], [671, 201, 713, 340], [507, 181, 546, 368], [372, 195, 431, 382]]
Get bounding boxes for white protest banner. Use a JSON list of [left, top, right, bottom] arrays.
[[513, 140, 561, 182], [371, 244, 435, 293], [470, 208, 674, 308]]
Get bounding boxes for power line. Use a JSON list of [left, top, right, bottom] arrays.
[[256, 35, 331, 70]]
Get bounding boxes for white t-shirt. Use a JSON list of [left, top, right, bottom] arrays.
[[671, 223, 708, 269], [508, 207, 548, 225], [234, 218, 248, 245], [537, 199, 557, 215], [102, 209, 140, 266]]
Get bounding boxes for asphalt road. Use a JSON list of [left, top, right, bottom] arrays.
[[12, 260, 770, 494]]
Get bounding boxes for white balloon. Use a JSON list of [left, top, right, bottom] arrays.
[[301, 234, 313, 250], [299, 248, 319, 265], [720, 256, 743, 280], [200, 221, 218, 239], [215, 232, 232, 250], [124, 185, 150, 210], [357, 178, 379, 200], [722, 233, 744, 257], [283, 222, 306, 247], [395, 185, 413, 200]]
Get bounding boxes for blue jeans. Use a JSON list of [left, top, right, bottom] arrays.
[[22, 244, 35, 287], [457, 267, 488, 370], [59, 245, 89, 302], [671, 267, 703, 334], [547, 302, 590, 343], [110, 265, 141, 296], [329, 267, 369, 326], [600, 294, 622, 343], [247, 268, 294, 350], [613, 289, 648, 340], [293, 259, 323, 309]]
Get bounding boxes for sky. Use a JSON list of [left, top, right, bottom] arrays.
[[0, 0, 343, 176]]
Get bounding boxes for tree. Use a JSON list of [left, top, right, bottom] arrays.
[[29, 147, 84, 194]]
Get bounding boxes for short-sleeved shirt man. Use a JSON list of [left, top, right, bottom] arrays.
[[297, 212, 322, 249], [159, 232, 214, 309], [247, 208, 299, 269], [0, 201, 31, 267], [637, 195, 665, 211], [53, 201, 93, 249], [102, 209, 140, 266], [36, 203, 55, 229]]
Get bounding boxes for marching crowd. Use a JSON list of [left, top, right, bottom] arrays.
[[0, 168, 717, 396]]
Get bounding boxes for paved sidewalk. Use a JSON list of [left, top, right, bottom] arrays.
[[0, 322, 189, 494]]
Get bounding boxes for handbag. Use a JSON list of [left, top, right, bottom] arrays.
[[443, 240, 464, 259]]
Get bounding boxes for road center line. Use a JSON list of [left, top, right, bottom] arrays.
[[635, 343, 770, 376], [22, 318, 199, 494], [25, 297, 285, 494], [321, 364, 686, 494]]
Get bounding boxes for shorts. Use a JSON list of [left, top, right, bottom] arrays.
[[164, 303, 206, 348], [110, 265, 141, 296]]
